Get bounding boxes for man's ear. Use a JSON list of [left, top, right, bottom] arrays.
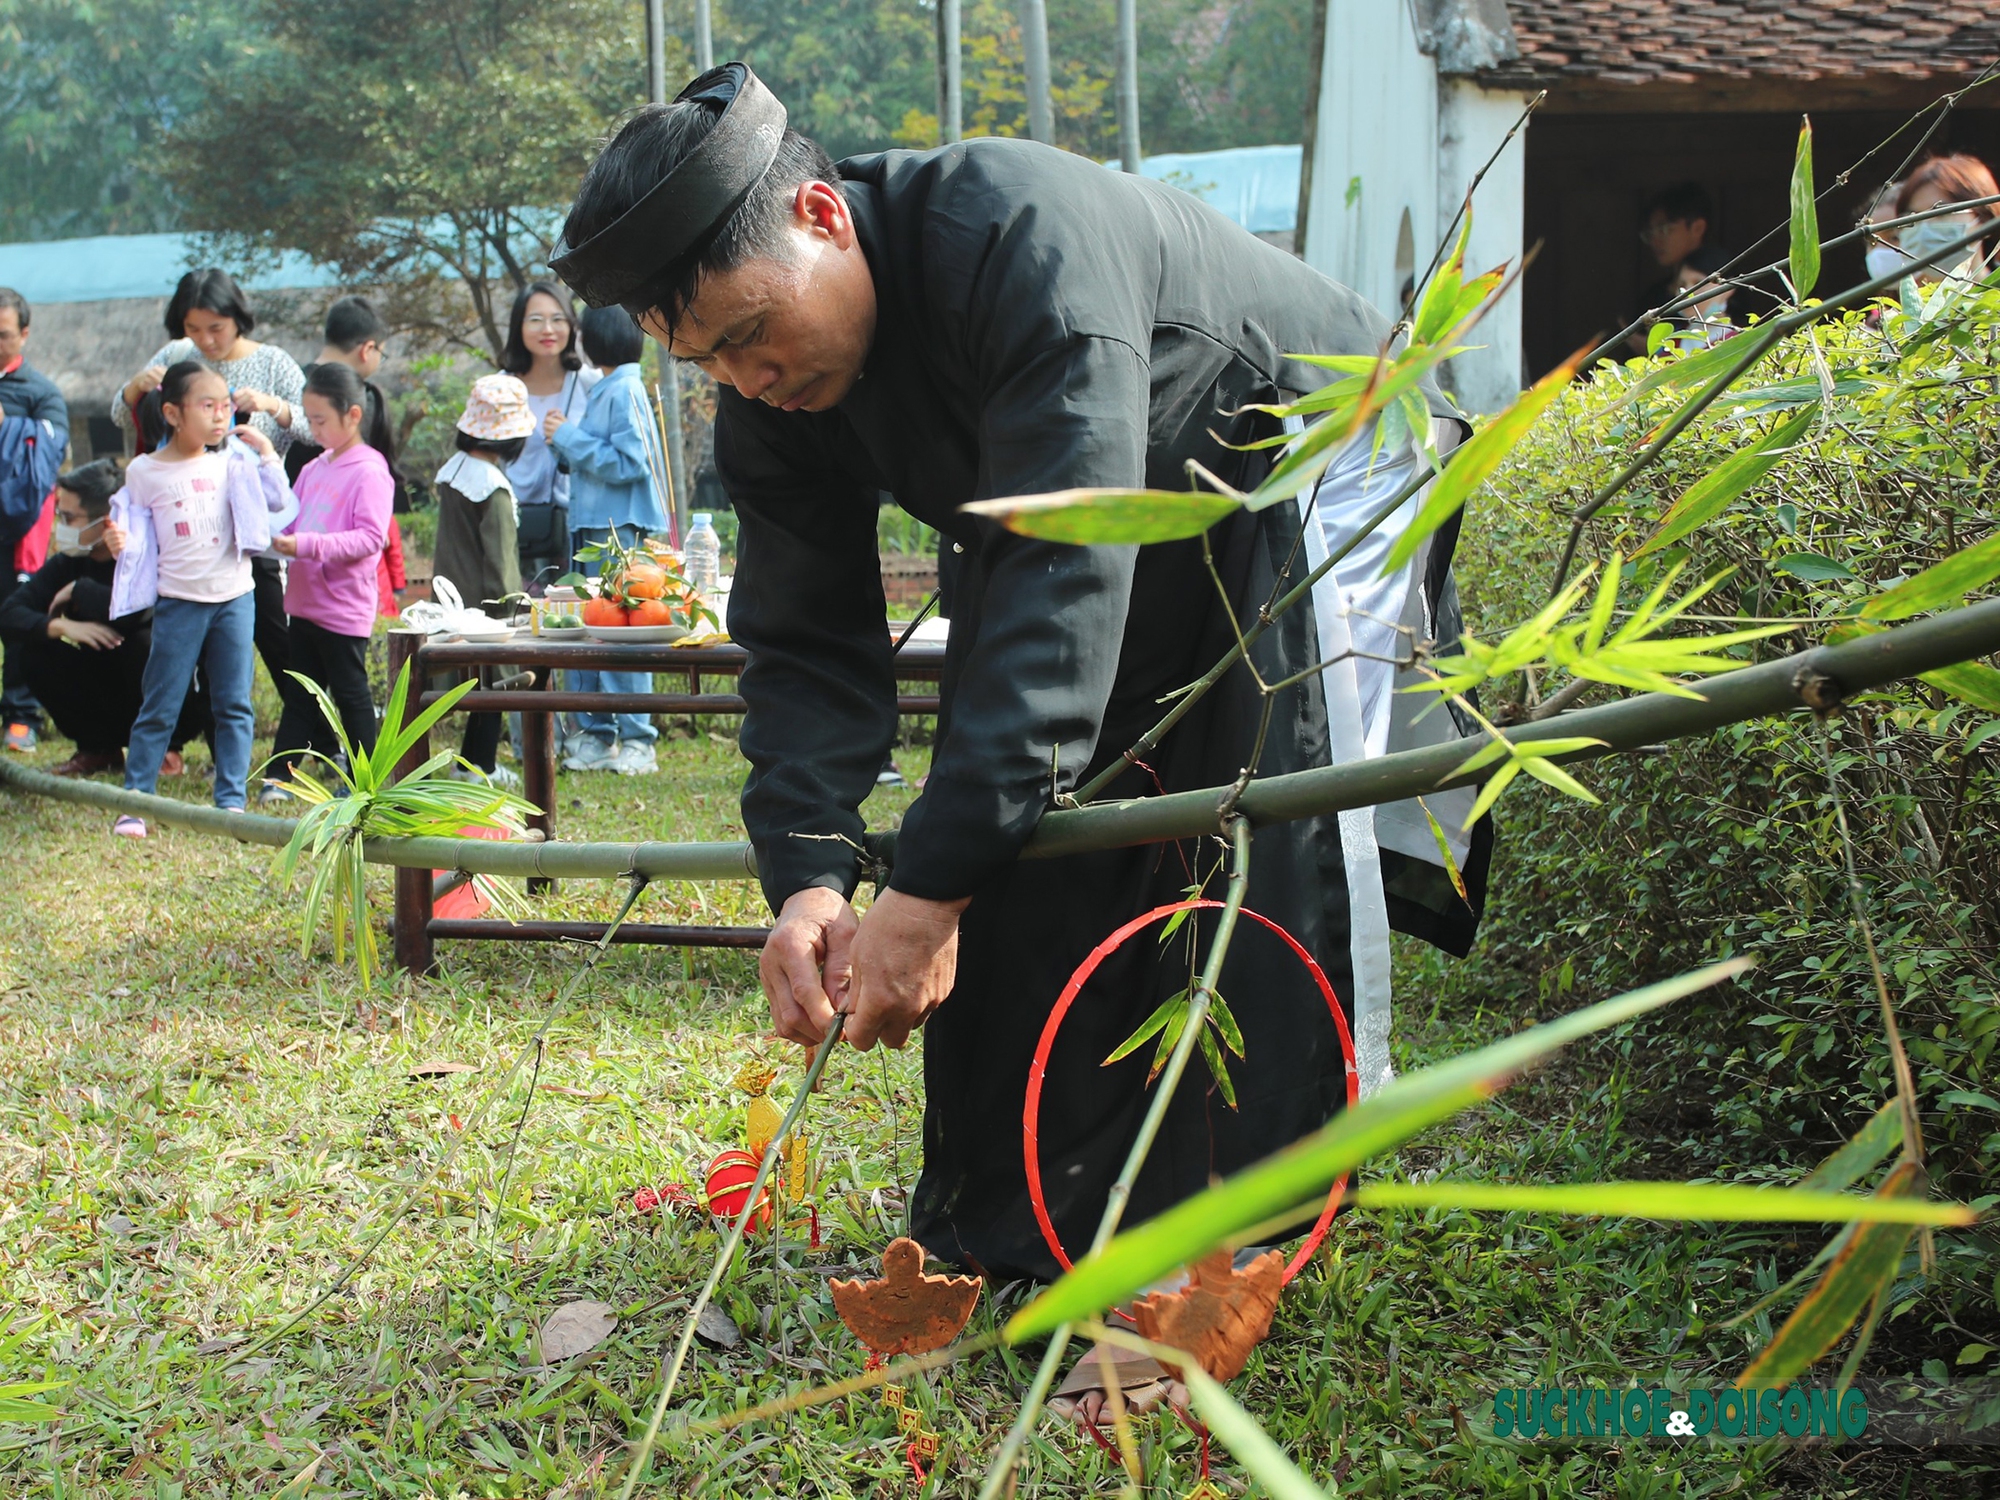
[[795, 181, 856, 249]]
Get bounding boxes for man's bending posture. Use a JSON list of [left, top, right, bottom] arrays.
[[554, 64, 1485, 1401]]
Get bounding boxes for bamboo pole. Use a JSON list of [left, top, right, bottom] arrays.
[[1021, 0, 1053, 144], [1115, 0, 1140, 171], [6, 597, 1999, 881]]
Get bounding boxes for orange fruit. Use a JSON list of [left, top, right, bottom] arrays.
[[615, 564, 669, 600], [628, 598, 677, 628], [582, 597, 628, 628]]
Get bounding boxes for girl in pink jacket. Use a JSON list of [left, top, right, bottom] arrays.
[[267, 363, 393, 793]]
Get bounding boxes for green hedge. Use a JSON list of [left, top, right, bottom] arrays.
[[1435, 285, 2000, 1348]]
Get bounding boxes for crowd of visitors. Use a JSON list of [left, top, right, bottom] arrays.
[[1, 146, 1992, 818]]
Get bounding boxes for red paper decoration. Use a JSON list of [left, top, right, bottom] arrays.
[[704, 1149, 773, 1232]]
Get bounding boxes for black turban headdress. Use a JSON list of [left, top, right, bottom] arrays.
[[550, 63, 787, 311]]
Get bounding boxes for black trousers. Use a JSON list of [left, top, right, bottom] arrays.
[[1, 569, 44, 730], [460, 711, 502, 773], [252, 555, 311, 727], [20, 630, 208, 756], [272, 617, 375, 775]]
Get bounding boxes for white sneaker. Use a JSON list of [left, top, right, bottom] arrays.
[[258, 782, 293, 808], [611, 740, 658, 776], [563, 736, 621, 772], [447, 764, 522, 790]]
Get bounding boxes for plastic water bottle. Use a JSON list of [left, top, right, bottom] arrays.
[[684, 513, 721, 598]]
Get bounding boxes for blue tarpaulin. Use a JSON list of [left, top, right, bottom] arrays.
[[0, 233, 338, 306], [1108, 143, 1302, 235]]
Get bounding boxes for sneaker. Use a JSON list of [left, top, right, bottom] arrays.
[[258, 783, 294, 808], [159, 750, 185, 777], [112, 815, 147, 838], [50, 750, 124, 778], [448, 764, 521, 790], [3, 723, 36, 753], [563, 735, 621, 772], [611, 740, 658, 776], [876, 763, 907, 788]]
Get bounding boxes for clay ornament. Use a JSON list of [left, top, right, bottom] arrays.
[[1129, 1248, 1284, 1383], [830, 1238, 982, 1359]]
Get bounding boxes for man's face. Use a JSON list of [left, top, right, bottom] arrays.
[[0, 306, 25, 367], [647, 182, 876, 414], [1641, 210, 1707, 268]]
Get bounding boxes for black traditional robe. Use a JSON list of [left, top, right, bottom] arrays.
[[718, 138, 1458, 1280]]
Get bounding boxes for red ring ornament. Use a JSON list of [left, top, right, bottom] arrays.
[[1022, 899, 1359, 1285], [704, 1148, 773, 1232]]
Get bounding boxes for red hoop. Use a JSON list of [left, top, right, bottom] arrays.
[[1022, 900, 1359, 1285]]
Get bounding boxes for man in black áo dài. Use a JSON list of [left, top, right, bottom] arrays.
[[553, 66, 1485, 1296]]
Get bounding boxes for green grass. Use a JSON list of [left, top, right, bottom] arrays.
[[0, 711, 1969, 1496]]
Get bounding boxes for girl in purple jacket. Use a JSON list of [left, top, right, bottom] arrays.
[[266, 363, 392, 796]]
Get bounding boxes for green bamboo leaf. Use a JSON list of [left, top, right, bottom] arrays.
[[1451, 735, 1605, 781], [958, 488, 1242, 545], [1790, 116, 1820, 299], [1348, 1179, 1969, 1224], [1634, 403, 1818, 558], [1178, 1361, 1329, 1499], [1198, 1025, 1239, 1109], [1860, 532, 2000, 622], [1920, 661, 2000, 714], [1799, 1100, 1903, 1195], [1006, 960, 1754, 1340], [1461, 758, 1522, 828], [1412, 208, 1471, 346], [1381, 348, 1585, 577], [1612, 321, 1782, 412], [1739, 1161, 1928, 1388], [1209, 989, 1246, 1058], [1515, 754, 1601, 805], [1149, 1005, 1190, 1086], [1104, 989, 1187, 1067], [1418, 797, 1471, 903]]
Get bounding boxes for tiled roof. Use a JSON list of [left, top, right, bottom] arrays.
[[1480, 1, 2000, 86]]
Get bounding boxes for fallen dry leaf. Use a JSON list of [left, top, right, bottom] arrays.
[[695, 1303, 741, 1349], [539, 1300, 617, 1362], [408, 1061, 478, 1078], [830, 1238, 981, 1359], [1129, 1248, 1283, 1383], [538, 1083, 610, 1101]]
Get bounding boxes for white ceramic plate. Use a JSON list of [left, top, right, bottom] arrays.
[[582, 624, 689, 644], [453, 626, 514, 643]]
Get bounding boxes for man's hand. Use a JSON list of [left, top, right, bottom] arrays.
[[761, 887, 859, 1046], [49, 618, 120, 650], [842, 890, 969, 1051]]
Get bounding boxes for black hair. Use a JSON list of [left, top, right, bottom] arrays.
[[1644, 182, 1714, 228], [455, 428, 527, 465], [499, 281, 581, 375], [0, 286, 29, 331], [135, 388, 168, 453], [57, 458, 121, 516], [304, 360, 368, 417], [323, 294, 386, 351], [580, 304, 646, 367], [565, 101, 842, 332], [165, 267, 256, 339]]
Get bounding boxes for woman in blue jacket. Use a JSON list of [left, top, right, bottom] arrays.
[[544, 306, 673, 776]]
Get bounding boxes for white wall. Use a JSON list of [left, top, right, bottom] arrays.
[[1305, 1, 1437, 323], [1438, 78, 1532, 413], [1304, 3, 1532, 414]]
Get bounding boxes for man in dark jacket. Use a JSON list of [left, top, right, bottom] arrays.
[[0, 460, 203, 776], [0, 286, 70, 751], [552, 65, 1475, 1284]]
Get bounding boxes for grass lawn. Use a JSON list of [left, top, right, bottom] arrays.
[[0, 701, 1961, 1496]]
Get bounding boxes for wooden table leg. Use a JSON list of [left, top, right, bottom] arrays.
[[523, 669, 557, 896], [388, 630, 437, 976]]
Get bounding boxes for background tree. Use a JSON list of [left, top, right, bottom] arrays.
[[165, 0, 661, 359], [0, 0, 235, 240]]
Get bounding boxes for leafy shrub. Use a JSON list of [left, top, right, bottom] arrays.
[[1440, 284, 2000, 1357]]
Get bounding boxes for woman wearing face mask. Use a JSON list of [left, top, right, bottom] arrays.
[[497, 281, 600, 590], [1889, 155, 1999, 286], [1860, 181, 1906, 283], [0, 460, 208, 777]]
